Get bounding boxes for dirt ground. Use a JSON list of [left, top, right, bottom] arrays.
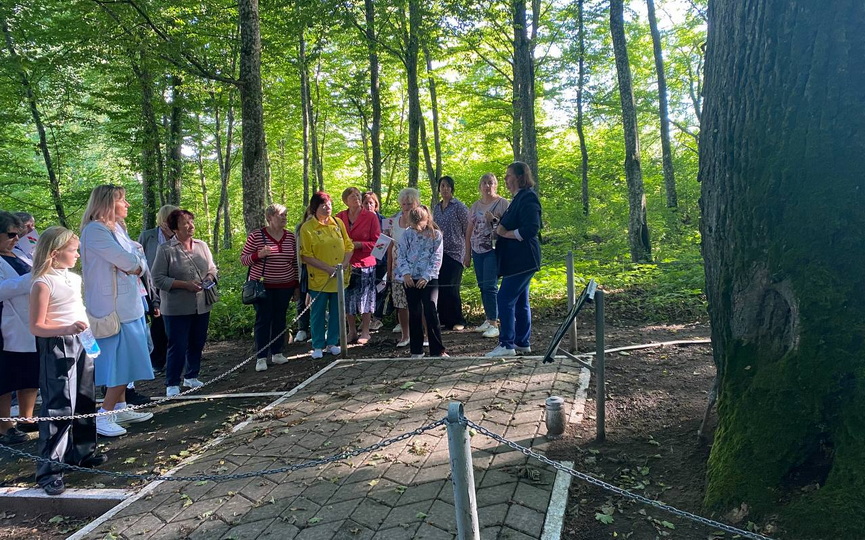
[[0, 301, 749, 539]]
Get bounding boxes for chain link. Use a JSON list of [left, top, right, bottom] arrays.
[[0, 418, 445, 483], [0, 272, 337, 424], [463, 418, 775, 540]]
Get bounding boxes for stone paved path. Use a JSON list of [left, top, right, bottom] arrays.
[[80, 356, 583, 539]]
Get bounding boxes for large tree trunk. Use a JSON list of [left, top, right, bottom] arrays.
[[576, 0, 589, 217], [405, 0, 421, 189], [165, 75, 184, 205], [422, 44, 442, 181], [512, 0, 538, 186], [297, 16, 311, 206], [646, 0, 677, 208], [238, 0, 268, 232], [699, 1, 865, 537], [211, 87, 235, 253], [2, 12, 68, 228], [610, 0, 651, 263], [364, 0, 382, 197], [131, 53, 163, 230]]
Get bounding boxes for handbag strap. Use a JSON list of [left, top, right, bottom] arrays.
[[245, 228, 268, 282], [177, 241, 207, 283]]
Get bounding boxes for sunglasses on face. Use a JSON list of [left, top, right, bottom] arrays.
[[5, 231, 19, 239]]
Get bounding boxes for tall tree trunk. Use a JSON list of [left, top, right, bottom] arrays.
[[513, 0, 539, 187], [195, 140, 212, 244], [2, 11, 68, 227], [647, 0, 678, 208], [131, 53, 164, 230], [610, 0, 651, 263], [419, 115, 437, 203], [699, 2, 865, 536], [511, 61, 522, 160], [165, 75, 184, 205], [312, 56, 325, 192], [364, 0, 382, 197], [238, 0, 268, 232], [422, 44, 442, 180], [211, 90, 235, 253], [577, 0, 589, 217], [297, 17, 311, 206], [405, 0, 421, 188]]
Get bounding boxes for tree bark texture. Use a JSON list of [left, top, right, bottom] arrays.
[[2, 11, 68, 228], [165, 75, 184, 205], [239, 0, 268, 233], [212, 89, 235, 252], [576, 0, 589, 217], [699, 1, 865, 536], [364, 0, 382, 198], [423, 44, 442, 181], [297, 17, 311, 206], [405, 0, 421, 189], [646, 0, 678, 208], [131, 55, 163, 230], [513, 0, 538, 186], [610, 0, 651, 262]]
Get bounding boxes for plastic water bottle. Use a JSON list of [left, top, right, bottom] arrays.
[[78, 328, 101, 358]]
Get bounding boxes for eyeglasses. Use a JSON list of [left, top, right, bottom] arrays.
[[5, 231, 19, 239]]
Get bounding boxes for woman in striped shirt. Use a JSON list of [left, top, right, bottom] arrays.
[[240, 204, 300, 372]]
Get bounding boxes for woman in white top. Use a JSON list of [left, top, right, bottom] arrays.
[[80, 185, 154, 437], [386, 188, 420, 348]]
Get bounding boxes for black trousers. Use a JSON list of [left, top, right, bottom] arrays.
[[406, 280, 445, 356], [437, 254, 467, 328], [254, 287, 294, 358], [36, 335, 97, 487], [149, 314, 168, 371]]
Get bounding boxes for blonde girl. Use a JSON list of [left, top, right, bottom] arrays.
[[29, 227, 106, 496], [394, 206, 447, 358]]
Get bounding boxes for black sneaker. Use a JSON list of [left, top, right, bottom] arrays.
[[125, 388, 152, 405], [43, 478, 65, 496], [17, 421, 39, 433], [81, 453, 109, 468], [1, 427, 28, 445]]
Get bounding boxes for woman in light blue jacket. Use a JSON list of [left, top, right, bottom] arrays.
[[80, 185, 154, 437]]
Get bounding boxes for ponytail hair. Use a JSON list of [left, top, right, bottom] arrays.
[[32, 226, 77, 279]]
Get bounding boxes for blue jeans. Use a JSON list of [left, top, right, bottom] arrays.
[[472, 250, 499, 321], [309, 291, 340, 350], [163, 313, 210, 387], [497, 271, 535, 349]]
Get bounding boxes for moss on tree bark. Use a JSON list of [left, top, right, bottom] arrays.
[[699, 1, 865, 537]]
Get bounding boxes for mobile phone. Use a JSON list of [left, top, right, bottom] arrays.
[[202, 278, 215, 290]]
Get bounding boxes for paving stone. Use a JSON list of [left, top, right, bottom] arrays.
[[412, 462, 451, 485], [478, 502, 510, 529], [216, 493, 257, 525], [186, 517, 233, 539], [277, 495, 321, 524], [122, 513, 166, 537], [258, 517, 301, 539], [146, 518, 198, 540], [298, 478, 340, 501], [366, 478, 404, 507], [478, 468, 514, 489], [311, 498, 362, 525], [332, 519, 375, 539], [425, 499, 457, 534], [370, 523, 421, 540], [415, 521, 457, 539], [503, 503, 545, 537], [219, 517, 276, 539], [476, 483, 517, 506], [499, 524, 541, 539], [325, 476, 374, 503], [513, 480, 551, 512], [396, 480, 445, 505], [350, 497, 391, 529], [294, 519, 344, 540], [480, 525, 502, 538], [379, 499, 435, 531], [382, 462, 419, 485]]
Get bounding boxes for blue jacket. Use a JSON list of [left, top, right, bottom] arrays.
[[496, 188, 541, 277]]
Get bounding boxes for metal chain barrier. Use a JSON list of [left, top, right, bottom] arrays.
[[0, 418, 445, 483], [0, 272, 337, 424], [463, 418, 775, 540]]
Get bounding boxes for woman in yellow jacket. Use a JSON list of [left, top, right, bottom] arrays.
[[299, 191, 353, 359]]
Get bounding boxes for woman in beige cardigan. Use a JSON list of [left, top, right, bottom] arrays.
[[151, 210, 218, 397]]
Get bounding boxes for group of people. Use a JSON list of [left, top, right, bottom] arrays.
[[0, 160, 541, 496], [239, 160, 542, 361], [0, 185, 219, 495]]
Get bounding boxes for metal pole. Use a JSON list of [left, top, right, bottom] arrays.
[[595, 290, 605, 442], [446, 402, 480, 540], [566, 250, 577, 353], [336, 264, 348, 356]]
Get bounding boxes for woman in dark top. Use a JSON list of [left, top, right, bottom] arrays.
[[432, 176, 469, 330], [0, 211, 39, 443], [486, 162, 542, 357]]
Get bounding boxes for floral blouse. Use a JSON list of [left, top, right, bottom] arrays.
[[395, 228, 443, 282]]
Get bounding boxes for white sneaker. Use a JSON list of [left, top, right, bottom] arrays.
[[474, 321, 492, 333], [453, 324, 465, 331], [392, 324, 402, 334], [423, 340, 429, 347], [396, 339, 410, 347], [328, 345, 342, 356], [166, 386, 181, 397], [255, 358, 268, 371], [515, 345, 532, 355], [483, 326, 500, 338], [410, 353, 425, 359], [485, 345, 516, 358], [295, 330, 309, 343], [271, 353, 289, 365], [183, 378, 204, 388], [96, 414, 127, 437], [114, 408, 153, 424], [369, 319, 383, 331], [311, 349, 324, 359]]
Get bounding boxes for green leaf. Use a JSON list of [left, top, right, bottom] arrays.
[[660, 521, 676, 529], [308, 517, 322, 524], [48, 515, 65, 524], [595, 513, 615, 524], [400, 381, 416, 390]]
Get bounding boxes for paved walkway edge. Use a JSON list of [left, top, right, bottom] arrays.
[[67, 358, 343, 540], [541, 362, 592, 540]]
